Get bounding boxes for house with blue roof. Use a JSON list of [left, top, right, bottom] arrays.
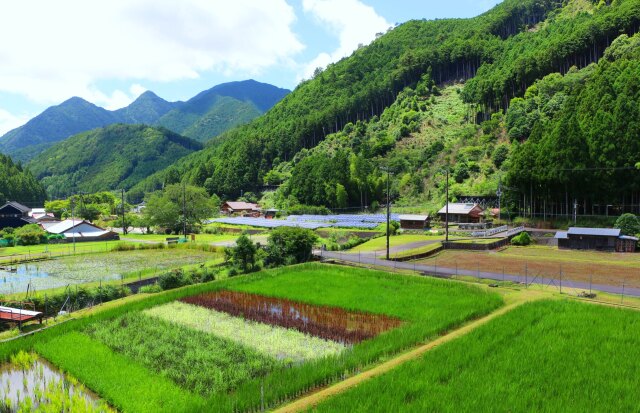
[[555, 227, 637, 252]]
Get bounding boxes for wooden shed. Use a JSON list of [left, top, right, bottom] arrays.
[[399, 215, 430, 230]]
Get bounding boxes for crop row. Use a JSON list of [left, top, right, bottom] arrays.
[[181, 290, 402, 344], [1, 263, 503, 412], [145, 301, 346, 363], [314, 300, 640, 412], [85, 312, 277, 396]]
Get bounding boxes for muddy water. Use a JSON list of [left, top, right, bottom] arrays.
[[0, 358, 109, 411]]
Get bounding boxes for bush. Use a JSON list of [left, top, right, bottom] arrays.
[[511, 232, 533, 246], [615, 213, 640, 236], [287, 204, 331, 215], [139, 284, 163, 294], [15, 224, 46, 246], [158, 269, 193, 290], [265, 227, 318, 267]]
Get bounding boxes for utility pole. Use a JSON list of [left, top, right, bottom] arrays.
[[445, 167, 450, 243], [497, 178, 502, 222], [573, 199, 578, 225], [70, 198, 76, 254], [381, 166, 392, 260], [386, 168, 391, 260], [121, 189, 127, 235], [182, 181, 187, 238]]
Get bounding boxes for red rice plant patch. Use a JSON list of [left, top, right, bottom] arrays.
[[180, 291, 402, 344]]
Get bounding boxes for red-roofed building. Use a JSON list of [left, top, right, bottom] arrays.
[[220, 201, 261, 217]]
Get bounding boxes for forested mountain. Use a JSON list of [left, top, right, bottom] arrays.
[[156, 80, 290, 142], [0, 97, 124, 162], [29, 124, 202, 199], [0, 80, 289, 162], [135, 0, 640, 218], [0, 154, 46, 205]]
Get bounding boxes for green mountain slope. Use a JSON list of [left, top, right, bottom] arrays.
[[29, 124, 203, 198], [0, 154, 46, 205], [156, 80, 289, 142], [130, 0, 640, 216], [0, 80, 289, 162]]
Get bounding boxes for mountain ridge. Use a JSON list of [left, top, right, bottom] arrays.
[[0, 79, 290, 162]]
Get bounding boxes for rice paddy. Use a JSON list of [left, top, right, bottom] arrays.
[[0, 263, 503, 412], [0, 247, 220, 294], [313, 300, 640, 412], [145, 302, 346, 363]]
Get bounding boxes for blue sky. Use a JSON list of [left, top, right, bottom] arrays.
[[0, 0, 500, 135]]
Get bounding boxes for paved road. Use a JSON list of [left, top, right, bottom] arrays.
[[317, 250, 640, 298]]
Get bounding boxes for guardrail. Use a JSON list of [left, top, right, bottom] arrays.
[[507, 226, 526, 237], [471, 225, 508, 237]]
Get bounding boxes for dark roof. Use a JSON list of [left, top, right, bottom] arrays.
[[567, 227, 621, 237], [0, 201, 31, 214]]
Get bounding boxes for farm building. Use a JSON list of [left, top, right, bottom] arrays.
[[44, 219, 119, 242], [437, 203, 484, 223], [399, 215, 430, 230], [264, 209, 279, 219], [555, 227, 638, 252], [0, 201, 37, 229], [221, 201, 260, 216]]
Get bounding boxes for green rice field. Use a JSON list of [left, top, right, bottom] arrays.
[[0, 263, 502, 412], [314, 300, 640, 412]]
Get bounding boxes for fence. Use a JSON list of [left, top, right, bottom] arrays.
[[317, 250, 640, 309]]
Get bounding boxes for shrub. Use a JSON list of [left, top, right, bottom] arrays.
[[288, 204, 331, 215], [158, 269, 193, 290], [139, 284, 163, 294], [614, 213, 640, 236], [266, 227, 318, 267], [15, 224, 47, 246], [511, 232, 532, 246]]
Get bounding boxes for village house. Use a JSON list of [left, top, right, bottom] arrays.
[[555, 227, 637, 253], [44, 219, 119, 242], [437, 203, 484, 223], [220, 201, 261, 217], [0, 201, 38, 229]]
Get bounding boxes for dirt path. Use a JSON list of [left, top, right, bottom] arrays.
[[274, 290, 544, 413]]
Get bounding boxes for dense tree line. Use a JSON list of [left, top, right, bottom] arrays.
[[0, 153, 46, 205], [134, 0, 565, 198], [506, 32, 640, 217]]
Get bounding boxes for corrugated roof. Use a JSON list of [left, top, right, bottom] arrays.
[[437, 203, 482, 215], [554, 231, 568, 239], [619, 235, 639, 241], [399, 214, 429, 221], [567, 227, 620, 237], [224, 201, 259, 210], [46, 219, 106, 234]]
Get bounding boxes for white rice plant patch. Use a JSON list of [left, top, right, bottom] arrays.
[[144, 301, 346, 363]]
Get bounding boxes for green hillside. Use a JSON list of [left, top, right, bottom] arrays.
[[29, 125, 203, 198], [0, 154, 46, 205], [128, 0, 640, 216], [156, 80, 289, 142]]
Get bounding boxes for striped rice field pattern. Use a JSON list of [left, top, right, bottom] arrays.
[[144, 301, 346, 363], [181, 290, 403, 344]]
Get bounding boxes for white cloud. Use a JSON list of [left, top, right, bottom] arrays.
[[0, 0, 303, 108], [0, 109, 31, 136], [301, 0, 390, 80]]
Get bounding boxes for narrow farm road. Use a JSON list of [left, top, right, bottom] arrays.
[[317, 250, 640, 298], [274, 291, 545, 413]]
